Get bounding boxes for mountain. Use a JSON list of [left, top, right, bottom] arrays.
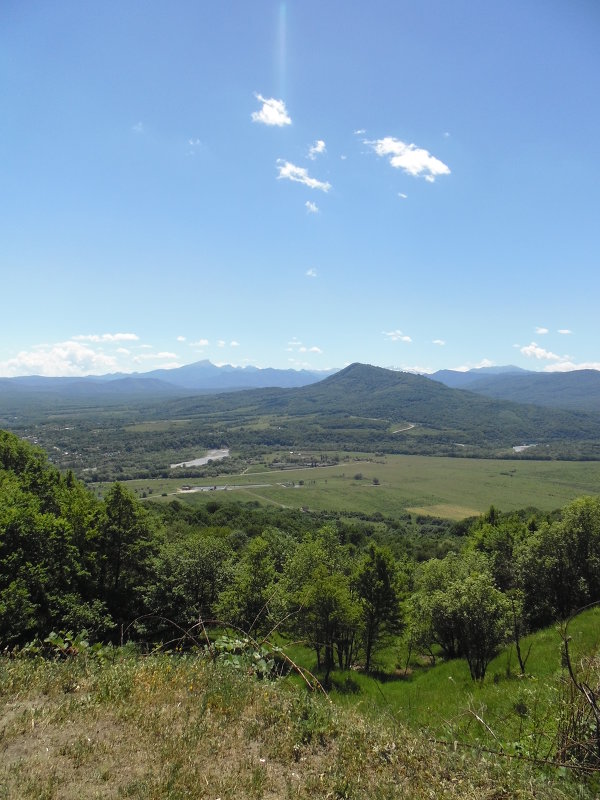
[[139, 360, 336, 390], [430, 367, 600, 413], [430, 365, 532, 389], [0, 360, 336, 398], [162, 363, 600, 450]]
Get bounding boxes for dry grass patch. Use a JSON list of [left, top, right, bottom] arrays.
[[0, 652, 585, 799]]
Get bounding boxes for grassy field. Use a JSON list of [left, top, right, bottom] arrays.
[[1, 637, 593, 799], [99, 453, 600, 519]]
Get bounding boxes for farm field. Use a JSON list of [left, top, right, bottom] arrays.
[[107, 453, 600, 519]]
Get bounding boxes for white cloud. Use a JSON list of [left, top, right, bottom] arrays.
[[443, 131, 450, 138], [0, 341, 118, 377], [520, 342, 564, 361], [453, 358, 495, 373], [190, 339, 209, 347], [188, 138, 202, 147], [299, 346, 322, 354], [543, 361, 600, 372], [251, 93, 291, 126], [132, 121, 144, 134], [383, 330, 412, 343], [116, 347, 130, 355], [398, 193, 408, 199], [308, 139, 326, 160], [306, 268, 317, 278], [230, 340, 240, 347], [287, 337, 322, 355], [432, 339, 446, 346], [305, 200, 319, 214], [177, 336, 186, 342], [217, 340, 226, 348], [366, 137, 451, 182], [354, 129, 366, 135], [557, 329, 572, 335], [73, 332, 139, 343], [277, 161, 331, 191], [535, 326, 549, 335]]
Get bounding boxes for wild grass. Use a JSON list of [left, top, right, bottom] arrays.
[[0, 647, 587, 799]]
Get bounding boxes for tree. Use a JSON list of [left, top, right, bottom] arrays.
[[215, 535, 277, 635], [354, 544, 404, 672], [515, 496, 600, 627], [145, 530, 233, 633], [96, 483, 156, 624], [445, 572, 511, 680], [407, 551, 511, 680], [283, 525, 361, 682]]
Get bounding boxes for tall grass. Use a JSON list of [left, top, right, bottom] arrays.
[[0, 646, 587, 799]]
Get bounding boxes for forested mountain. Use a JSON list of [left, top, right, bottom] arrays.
[[161, 362, 600, 449], [430, 365, 532, 389], [431, 368, 600, 413]]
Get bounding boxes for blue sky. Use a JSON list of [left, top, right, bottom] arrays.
[[2, 1, 599, 377]]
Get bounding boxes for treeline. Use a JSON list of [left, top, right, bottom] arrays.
[[3, 429, 600, 686]]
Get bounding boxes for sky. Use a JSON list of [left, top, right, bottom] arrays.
[[2, 0, 600, 377]]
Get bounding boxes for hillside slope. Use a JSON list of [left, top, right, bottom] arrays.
[[430, 367, 600, 412], [165, 362, 600, 448]]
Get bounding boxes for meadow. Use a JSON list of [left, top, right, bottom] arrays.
[[107, 452, 600, 520], [2, 610, 598, 799]]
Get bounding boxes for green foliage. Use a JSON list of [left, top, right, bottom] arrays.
[[408, 552, 512, 679], [354, 543, 405, 671], [213, 633, 282, 678], [516, 496, 600, 626], [215, 535, 278, 634]]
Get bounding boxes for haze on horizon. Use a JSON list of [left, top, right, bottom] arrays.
[[2, 2, 599, 379]]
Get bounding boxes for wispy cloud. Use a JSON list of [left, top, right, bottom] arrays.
[[366, 137, 450, 182], [398, 192, 408, 199], [383, 330, 412, 343], [230, 340, 240, 347], [305, 200, 319, 214], [177, 336, 186, 342], [306, 268, 317, 277], [354, 129, 366, 135], [251, 93, 291, 126], [557, 329, 572, 335], [190, 338, 209, 347], [432, 339, 446, 346], [286, 337, 322, 355], [186, 138, 203, 156], [535, 326, 549, 335], [132, 121, 144, 134], [277, 161, 331, 191], [73, 332, 139, 343], [308, 139, 326, 160]]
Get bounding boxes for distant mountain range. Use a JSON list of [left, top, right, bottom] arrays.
[[1, 360, 599, 417], [428, 366, 600, 413], [0, 360, 336, 398], [158, 362, 600, 451]]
